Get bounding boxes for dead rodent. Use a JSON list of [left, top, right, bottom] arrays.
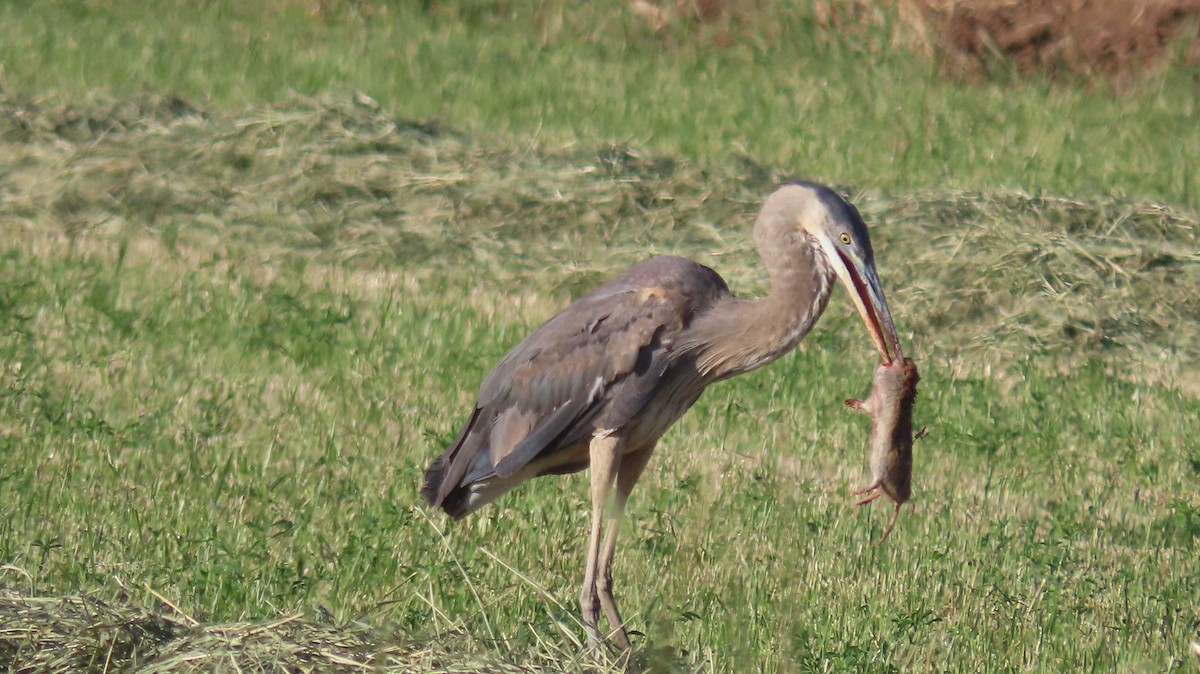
[[845, 357, 919, 542]]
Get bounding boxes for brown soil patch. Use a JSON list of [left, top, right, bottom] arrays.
[[915, 0, 1200, 78], [628, 1, 1200, 79]]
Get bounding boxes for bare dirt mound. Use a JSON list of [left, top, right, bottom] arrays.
[[916, 0, 1200, 77]]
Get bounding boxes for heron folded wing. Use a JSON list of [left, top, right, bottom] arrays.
[[431, 272, 706, 499], [488, 406, 537, 469], [493, 376, 604, 478]]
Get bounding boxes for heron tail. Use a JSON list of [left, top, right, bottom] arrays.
[[419, 456, 445, 507], [421, 455, 476, 519]]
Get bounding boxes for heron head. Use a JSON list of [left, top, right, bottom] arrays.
[[756, 182, 904, 364]]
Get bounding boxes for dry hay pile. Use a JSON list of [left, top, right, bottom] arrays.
[[858, 190, 1200, 392], [0, 93, 1197, 395], [0, 586, 565, 673]]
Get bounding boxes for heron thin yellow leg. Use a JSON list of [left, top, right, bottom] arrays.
[[580, 431, 621, 649], [595, 441, 656, 650]]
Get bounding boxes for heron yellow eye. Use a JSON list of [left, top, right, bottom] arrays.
[[839, 233, 851, 244]]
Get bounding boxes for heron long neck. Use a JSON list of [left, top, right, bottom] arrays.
[[686, 242, 835, 381]]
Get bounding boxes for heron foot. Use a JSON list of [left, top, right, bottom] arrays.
[[580, 581, 631, 651], [598, 577, 631, 650], [581, 586, 602, 649]]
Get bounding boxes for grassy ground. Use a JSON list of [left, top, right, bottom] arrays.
[[0, 1, 1198, 672], [0, 1, 1198, 209], [0, 95, 1197, 672]]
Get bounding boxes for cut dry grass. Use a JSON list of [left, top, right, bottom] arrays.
[[859, 189, 1200, 393], [2, 93, 1196, 393], [0, 586, 586, 673]]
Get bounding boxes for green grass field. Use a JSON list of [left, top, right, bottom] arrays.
[[0, 2, 1198, 672]]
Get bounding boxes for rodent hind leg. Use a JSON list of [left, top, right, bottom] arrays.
[[852, 480, 883, 506], [876, 501, 902, 544]]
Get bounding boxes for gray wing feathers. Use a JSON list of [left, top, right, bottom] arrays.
[[424, 256, 730, 509], [493, 375, 604, 477]]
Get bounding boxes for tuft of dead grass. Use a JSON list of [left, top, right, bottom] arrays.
[[0, 587, 184, 672], [0, 586, 575, 673]]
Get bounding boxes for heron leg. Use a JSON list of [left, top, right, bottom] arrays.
[[580, 432, 622, 649], [594, 441, 656, 649]]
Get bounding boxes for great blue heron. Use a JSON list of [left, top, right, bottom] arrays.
[[422, 181, 904, 649]]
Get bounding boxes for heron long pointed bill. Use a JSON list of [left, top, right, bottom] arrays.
[[836, 250, 903, 364]]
